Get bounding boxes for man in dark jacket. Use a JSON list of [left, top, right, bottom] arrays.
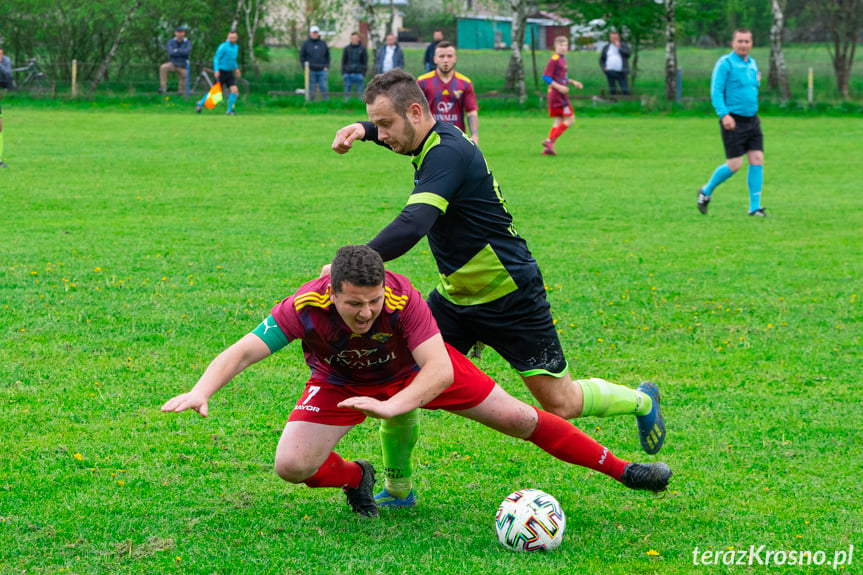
[[374, 34, 404, 75], [341, 32, 368, 99], [423, 30, 443, 73], [599, 31, 632, 95], [301, 25, 330, 101], [159, 26, 192, 94]]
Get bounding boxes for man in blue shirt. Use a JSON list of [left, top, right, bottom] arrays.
[[196, 31, 240, 115], [698, 29, 766, 217]]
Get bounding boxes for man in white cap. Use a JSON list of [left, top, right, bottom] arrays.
[[300, 25, 330, 101]]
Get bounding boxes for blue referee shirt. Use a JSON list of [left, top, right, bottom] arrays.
[[214, 41, 239, 72], [710, 51, 760, 118]]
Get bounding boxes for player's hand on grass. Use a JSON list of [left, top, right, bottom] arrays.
[[337, 396, 401, 419], [319, 263, 331, 278], [332, 123, 366, 154], [162, 391, 210, 417], [722, 114, 736, 130]]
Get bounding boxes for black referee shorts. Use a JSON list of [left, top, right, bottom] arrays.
[[217, 69, 237, 88], [427, 273, 568, 377], [720, 113, 763, 159]]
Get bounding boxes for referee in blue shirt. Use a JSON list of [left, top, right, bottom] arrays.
[[698, 29, 767, 217], [196, 31, 241, 115]]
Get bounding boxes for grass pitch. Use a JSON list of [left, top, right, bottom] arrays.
[[0, 108, 861, 574]]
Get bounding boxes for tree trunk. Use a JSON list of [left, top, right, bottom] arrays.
[[243, 0, 263, 77], [822, 0, 861, 99], [361, 0, 382, 52], [664, 0, 678, 101], [88, 0, 141, 92], [630, 37, 640, 89], [768, 0, 791, 101], [504, 0, 527, 103]]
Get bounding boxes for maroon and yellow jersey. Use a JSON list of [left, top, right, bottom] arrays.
[[270, 271, 440, 386], [544, 53, 570, 109], [417, 70, 478, 133]]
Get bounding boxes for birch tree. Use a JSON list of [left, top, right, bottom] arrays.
[[503, 0, 527, 103], [89, 0, 142, 91], [768, 0, 791, 101], [664, 0, 677, 101]]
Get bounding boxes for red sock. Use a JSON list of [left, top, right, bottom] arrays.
[[549, 123, 569, 142], [303, 452, 363, 489], [526, 407, 629, 481]]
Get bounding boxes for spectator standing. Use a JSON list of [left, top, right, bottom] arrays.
[[423, 30, 443, 73], [0, 47, 12, 90], [341, 32, 368, 99], [374, 34, 404, 75], [599, 31, 631, 96], [417, 42, 478, 144], [697, 28, 767, 217], [1, 48, 10, 168], [159, 26, 192, 94], [301, 25, 330, 101]]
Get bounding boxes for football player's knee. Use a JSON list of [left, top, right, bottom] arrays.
[[274, 454, 314, 484]]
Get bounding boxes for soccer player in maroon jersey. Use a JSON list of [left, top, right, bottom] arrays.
[[162, 245, 671, 518], [541, 36, 583, 156], [417, 41, 479, 144]]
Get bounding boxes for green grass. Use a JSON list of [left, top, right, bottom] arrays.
[[1, 109, 861, 574]]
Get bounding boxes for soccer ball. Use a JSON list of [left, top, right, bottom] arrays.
[[494, 488, 566, 552]]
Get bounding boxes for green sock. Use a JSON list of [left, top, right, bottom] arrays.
[[576, 378, 652, 417], [379, 409, 420, 498]]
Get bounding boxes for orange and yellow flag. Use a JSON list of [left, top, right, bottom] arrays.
[[204, 83, 223, 109]]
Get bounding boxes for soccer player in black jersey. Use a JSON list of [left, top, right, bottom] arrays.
[[331, 69, 666, 507]]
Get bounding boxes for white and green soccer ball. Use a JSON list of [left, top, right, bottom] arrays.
[[494, 488, 566, 552]]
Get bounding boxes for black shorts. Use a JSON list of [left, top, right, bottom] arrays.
[[427, 273, 568, 377], [720, 114, 763, 159], [217, 69, 236, 88]]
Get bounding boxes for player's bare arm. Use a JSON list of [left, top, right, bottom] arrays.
[[161, 333, 272, 417], [569, 79, 583, 89], [332, 122, 367, 154], [338, 334, 453, 418], [466, 111, 479, 145]]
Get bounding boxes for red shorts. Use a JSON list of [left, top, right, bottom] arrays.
[[287, 344, 496, 426], [549, 105, 574, 118]]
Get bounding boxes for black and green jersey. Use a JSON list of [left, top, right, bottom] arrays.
[[365, 120, 540, 306]]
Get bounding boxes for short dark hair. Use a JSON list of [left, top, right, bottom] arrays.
[[436, 41, 455, 51], [364, 69, 431, 118], [330, 245, 385, 293], [733, 28, 752, 39]]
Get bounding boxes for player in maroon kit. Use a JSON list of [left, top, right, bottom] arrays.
[[541, 36, 583, 156], [417, 41, 479, 144], [162, 245, 671, 518]]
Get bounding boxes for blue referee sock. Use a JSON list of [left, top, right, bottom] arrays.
[[227, 93, 237, 113], [747, 165, 763, 212], [703, 163, 735, 196]]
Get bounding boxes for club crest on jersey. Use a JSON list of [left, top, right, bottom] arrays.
[[371, 332, 393, 343]]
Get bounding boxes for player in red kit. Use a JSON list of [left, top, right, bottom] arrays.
[[417, 42, 479, 144], [542, 36, 583, 156], [162, 245, 671, 518]]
